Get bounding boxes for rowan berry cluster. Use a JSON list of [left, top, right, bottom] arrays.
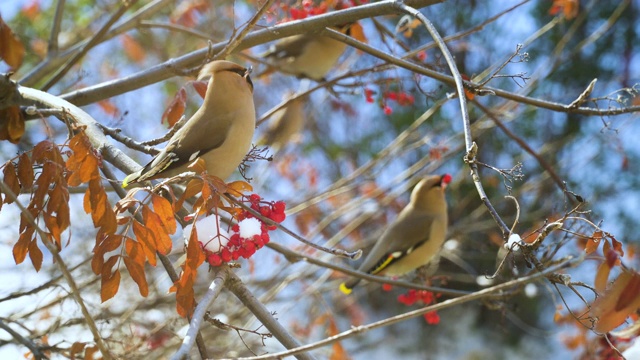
[[203, 194, 286, 266]]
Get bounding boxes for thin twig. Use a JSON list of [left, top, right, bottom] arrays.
[[0, 319, 49, 360], [229, 257, 582, 360], [171, 268, 229, 360], [97, 124, 159, 155], [42, 0, 138, 90], [224, 195, 361, 259], [394, 3, 511, 237], [47, 0, 66, 56], [214, 0, 277, 61], [473, 99, 569, 195]]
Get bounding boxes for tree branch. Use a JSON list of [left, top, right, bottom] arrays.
[[229, 256, 582, 360], [225, 270, 316, 360], [171, 268, 229, 360]]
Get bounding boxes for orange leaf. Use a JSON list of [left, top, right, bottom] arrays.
[[28, 239, 43, 271], [48, 185, 70, 233], [96, 234, 124, 254], [611, 237, 624, 257], [84, 345, 98, 360], [186, 229, 205, 268], [12, 228, 32, 264], [161, 87, 187, 127], [98, 99, 120, 117], [615, 272, 640, 312], [132, 220, 157, 265], [88, 178, 117, 235], [584, 232, 601, 255], [192, 80, 208, 99], [594, 261, 611, 293], [91, 252, 104, 275], [152, 193, 177, 235], [121, 33, 146, 63], [21, 1, 40, 21], [142, 206, 172, 255], [123, 257, 149, 297], [101, 255, 120, 302], [17, 153, 34, 187], [2, 162, 20, 203], [187, 157, 207, 174], [174, 179, 203, 212], [226, 180, 253, 197], [173, 229, 205, 317], [101, 269, 121, 302], [67, 132, 99, 186], [591, 270, 640, 333], [0, 15, 25, 69], [0, 106, 25, 143], [43, 212, 62, 247], [549, 0, 579, 20], [124, 238, 145, 264]]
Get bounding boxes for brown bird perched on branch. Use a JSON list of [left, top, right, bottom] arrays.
[[339, 174, 452, 294], [260, 24, 352, 81], [122, 60, 256, 188], [258, 95, 306, 152]]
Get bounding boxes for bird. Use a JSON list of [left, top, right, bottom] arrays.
[[339, 174, 452, 295], [258, 94, 306, 152], [122, 60, 256, 188], [260, 24, 352, 81]]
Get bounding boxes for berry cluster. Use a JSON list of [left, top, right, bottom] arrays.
[[203, 194, 286, 267], [397, 289, 441, 325], [245, 194, 286, 225], [364, 88, 416, 115]]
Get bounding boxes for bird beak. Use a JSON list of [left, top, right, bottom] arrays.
[[244, 66, 254, 92], [441, 173, 452, 189]]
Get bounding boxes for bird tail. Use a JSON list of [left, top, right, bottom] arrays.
[[339, 278, 360, 295], [122, 170, 142, 189]]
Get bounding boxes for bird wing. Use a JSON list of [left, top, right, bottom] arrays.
[[138, 113, 231, 181], [359, 210, 435, 276], [263, 34, 312, 60]]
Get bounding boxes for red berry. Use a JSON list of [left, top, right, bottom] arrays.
[[208, 253, 222, 266], [260, 206, 271, 217], [249, 194, 261, 203], [244, 242, 256, 256], [289, 8, 307, 19], [398, 289, 417, 305], [221, 248, 232, 262], [423, 311, 440, 325], [420, 291, 434, 304], [383, 105, 393, 115], [441, 173, 452, 185], [382, 283, 393, 292], [274, 201, 286, 213], [272, 212, 286, 223]]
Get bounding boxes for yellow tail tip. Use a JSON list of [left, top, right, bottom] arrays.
[[339, 282, 352, 295]]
